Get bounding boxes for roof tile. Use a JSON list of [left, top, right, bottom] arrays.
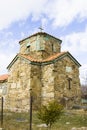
[[20, 52, 67, 63], [0, 74, 8, 81]]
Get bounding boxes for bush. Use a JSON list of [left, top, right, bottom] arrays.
[[37, 100, 64, 128]]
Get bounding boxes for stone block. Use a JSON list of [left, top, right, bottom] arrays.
[[81, 127, 87, 130], [71, 127, 77, 130], [0, 128, 5, 130]]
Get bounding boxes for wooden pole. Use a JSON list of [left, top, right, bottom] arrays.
[[1, 97, 3, 128]]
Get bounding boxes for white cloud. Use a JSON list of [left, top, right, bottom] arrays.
[[0, 0, 87, 76], [80, 64, 87, 85], [61, 26, 87, 53], [0, 37, 19, 53], [45, 0, 87, 27], [0, 34, 20, 74], [41, 18, 48, 30], [0, 0, 48, 30], [0, 0, 87, 30], [0, 53, 15, 74]]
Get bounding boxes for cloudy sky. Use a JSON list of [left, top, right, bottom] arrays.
[[0, 0, 87, 84]]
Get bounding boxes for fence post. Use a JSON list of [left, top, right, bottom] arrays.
[[1, 97, 3, 128], [29, 89, 32, 130]]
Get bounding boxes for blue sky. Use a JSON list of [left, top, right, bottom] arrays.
[[0, 0, 87, 84]]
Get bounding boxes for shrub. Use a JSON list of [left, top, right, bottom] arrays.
[[37, 100, 64, 128]]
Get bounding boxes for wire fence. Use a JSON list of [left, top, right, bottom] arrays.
[[0, 96, 33, 130]]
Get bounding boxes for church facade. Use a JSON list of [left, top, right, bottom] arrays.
[[6, 32, 81, 111]]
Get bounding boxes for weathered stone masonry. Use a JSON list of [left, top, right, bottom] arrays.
[[6, 32, 81, 110]]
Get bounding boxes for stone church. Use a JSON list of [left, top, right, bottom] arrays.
[[6, 31, 81, 111]]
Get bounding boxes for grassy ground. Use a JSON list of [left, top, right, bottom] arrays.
[[0, 109, 87, 130]]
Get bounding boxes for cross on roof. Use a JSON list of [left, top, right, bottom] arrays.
[[38, 26, 44, 32]]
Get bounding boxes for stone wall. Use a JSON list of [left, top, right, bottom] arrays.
[[54, 56, 81, 108], [41, 64, 54, 104], [30, 64, 42, 109], [7, 55, 81, 110], [7, 57, 31, 111], [19, 33, 61, 60]]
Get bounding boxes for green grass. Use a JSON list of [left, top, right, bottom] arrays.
[[0, 110, 87, 130]]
